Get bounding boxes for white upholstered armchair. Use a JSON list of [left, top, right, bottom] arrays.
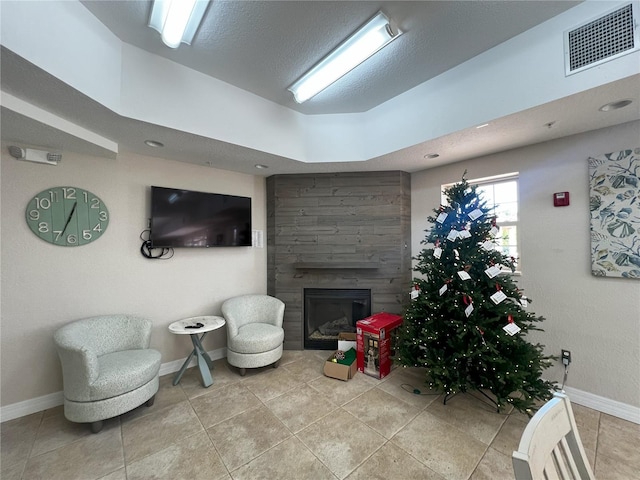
[[222, 294, 285, 376], [53, 315, 161, 433]]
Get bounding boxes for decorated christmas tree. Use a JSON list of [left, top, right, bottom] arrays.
[[395, 174, 556, 414]]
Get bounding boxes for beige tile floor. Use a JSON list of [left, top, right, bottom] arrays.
[[2, 350, 639, 480]]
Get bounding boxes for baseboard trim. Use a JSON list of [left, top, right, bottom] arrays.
[[562, 386, 640, 424], [0, 347, 228, 423], [3, 351, 638, 425], [0, 391, 65, 424]]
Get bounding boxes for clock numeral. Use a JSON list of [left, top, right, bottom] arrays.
[[29, 210, 40, 220], [93, 223, 103, 232], [63, 187, 76, 200], [35, 197, 51, 210], [54, 230, 63, 242], [38, 222, 50, 233], [82, 230, 92, 240], [99, 211, 108, 221], [90, 198, 100, 209], [66, 234, 78, 244], [48, 190, 59, 202]]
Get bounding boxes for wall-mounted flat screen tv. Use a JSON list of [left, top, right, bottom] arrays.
[[149, 186, 252, 248]]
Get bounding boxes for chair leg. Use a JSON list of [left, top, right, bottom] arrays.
[[239, 367, 246, 376], [90, 420, 104, 434], [273, 359, 280, 369], [146, 395, 156, 407]]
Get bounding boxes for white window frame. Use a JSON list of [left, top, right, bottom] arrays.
[[442, 172, 521, 273]]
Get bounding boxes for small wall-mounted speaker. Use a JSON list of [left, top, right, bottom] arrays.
[[8, 146, 61, 165]]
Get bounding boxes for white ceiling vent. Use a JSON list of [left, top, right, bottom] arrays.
[[565, 3, 639, 76]]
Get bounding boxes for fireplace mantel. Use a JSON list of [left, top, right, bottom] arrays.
[[267, 171, 411, 350], [293, 262, 379, 270]]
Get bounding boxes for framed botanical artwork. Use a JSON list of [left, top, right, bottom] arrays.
[[589, 147, 640, 279]]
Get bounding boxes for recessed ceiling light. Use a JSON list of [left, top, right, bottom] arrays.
[[144, 140, 164, 148], [599, 99, 633, 112], [424, 153, 439, 159], [255, 164, 269, 169]]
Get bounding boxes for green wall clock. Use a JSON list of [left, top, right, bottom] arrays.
[[26, 187, 109, 246]]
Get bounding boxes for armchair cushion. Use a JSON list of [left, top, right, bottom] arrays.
[[91, 349, 161, 400], [229, 323, 285, 354]]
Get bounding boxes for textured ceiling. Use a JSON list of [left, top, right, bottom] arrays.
[[2, 1, 639, 177], [79, 0, 580, 115]]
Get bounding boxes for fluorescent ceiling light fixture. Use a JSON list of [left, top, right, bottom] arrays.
[[148, 0, 209, 49], [288, 11, 402, 103]]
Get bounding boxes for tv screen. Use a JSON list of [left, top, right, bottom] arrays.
[[149, 186, 252, 248]]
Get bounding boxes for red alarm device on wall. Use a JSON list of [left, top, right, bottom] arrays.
[[553, 192, 570, 207]]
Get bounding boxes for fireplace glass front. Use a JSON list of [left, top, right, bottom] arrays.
[[304, 288, 371, 350]]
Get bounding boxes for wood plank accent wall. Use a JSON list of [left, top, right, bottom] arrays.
[[267, 171, 412, 349]]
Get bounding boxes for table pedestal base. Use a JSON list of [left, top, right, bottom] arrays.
[[173, 331, 214, 387]]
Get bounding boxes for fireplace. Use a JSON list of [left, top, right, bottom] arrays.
[[304, 288, 371, 350], [267, 171, 411, 350]]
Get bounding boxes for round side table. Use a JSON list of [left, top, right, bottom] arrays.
[[168, 316, 226, 387]]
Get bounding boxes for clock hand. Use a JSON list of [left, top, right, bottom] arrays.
[[61, 202, 77, 235]]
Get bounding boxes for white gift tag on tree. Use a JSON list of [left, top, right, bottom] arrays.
[[490, 226, 500, 236], [468, 209, 483, 220], [520, 297, 529, 308], [433, 247, 442, 259], [490, 290, 508, 304], [459, 229, 472, 239], [503, 322, 521, 336], [481, 240, 495, 251], [464, 303, 474, 317], [439, 284, 448, 296], [410, 288, 420, 300], [484, 265, 501, 278], [447, 230, 459, 242], [436, 212, 448, 223], [457, 270, 471, 281]]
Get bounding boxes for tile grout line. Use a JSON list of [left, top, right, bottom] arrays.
[[25, 411, 45, 468], [9, 354, 636, 479], [118, 417, 128, 480], [196, 405, 234, 480], [293, 420, 341, 479]]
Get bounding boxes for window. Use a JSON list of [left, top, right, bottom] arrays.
[[443, 173, 520, 268]]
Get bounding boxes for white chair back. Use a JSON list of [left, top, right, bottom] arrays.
[[512, 392, 595, 480]]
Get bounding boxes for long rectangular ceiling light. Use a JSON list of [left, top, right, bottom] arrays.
[[288, 11, 402, 104], [148, 0, 209, 49]]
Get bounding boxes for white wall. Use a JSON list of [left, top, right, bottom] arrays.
[[0, 149, 267, 407], [0, 0, 123, 110], [411, 121, 640, 409], [2, 121, 639, 416]]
